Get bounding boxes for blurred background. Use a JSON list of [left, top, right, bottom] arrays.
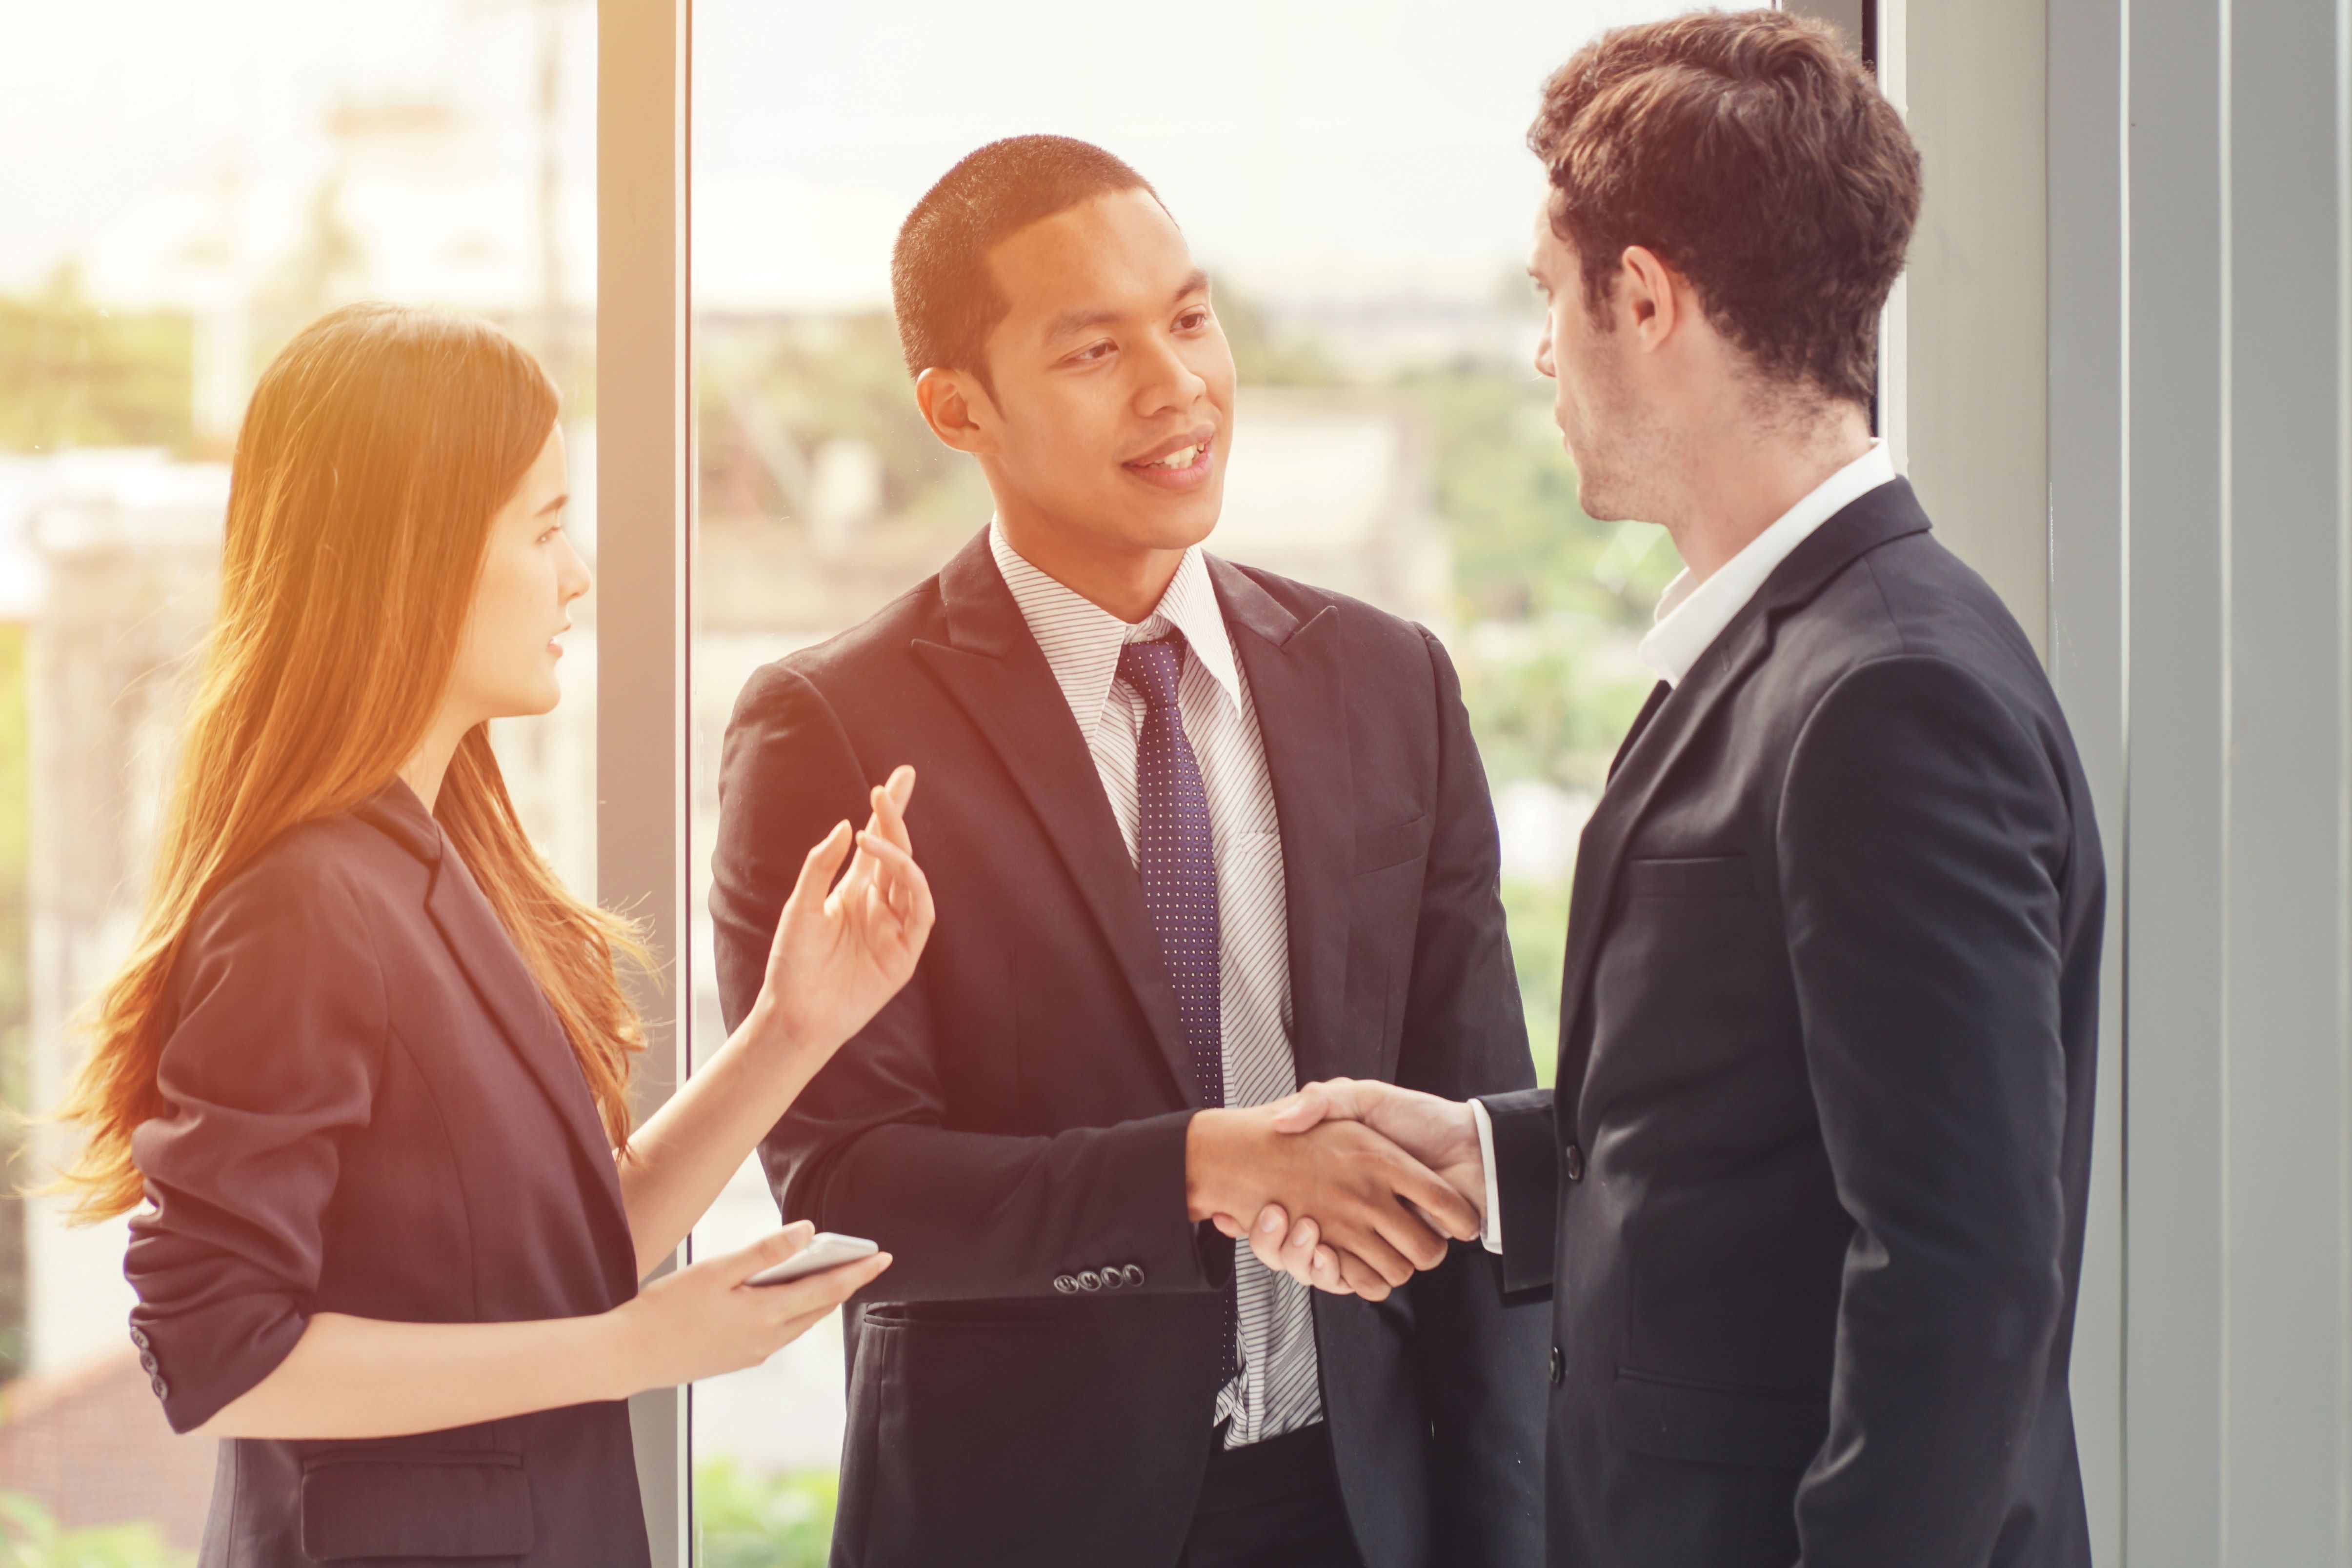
[[0, 0, 1692, 1561]]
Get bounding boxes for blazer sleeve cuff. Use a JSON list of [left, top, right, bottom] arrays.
[[131, 1292, 309, 1435], [1474, 1088, 1560, 1302]]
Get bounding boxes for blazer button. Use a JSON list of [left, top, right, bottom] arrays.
[[150, 1374, 169, 1401], [1564, 1142, 1585, 1183], [1100, 1266, 1124, 1290], [1078, 1269, 1103, 1292], [1053, 1274, 1079, 1295], [1549, 1346, 1564, 1387], [139, 1351, 158, 1374], [1122, 1264, 1146, 1288], [128, 1327, 151, 1351]]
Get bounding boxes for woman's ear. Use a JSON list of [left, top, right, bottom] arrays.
[[914, 368, 997, 456]]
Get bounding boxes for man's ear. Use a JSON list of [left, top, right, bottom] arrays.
[[1617, 244, 1683, 351], [914, 368, 997, 456]]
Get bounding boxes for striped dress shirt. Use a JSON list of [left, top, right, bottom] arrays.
[[989, 522, 1323, 1448]]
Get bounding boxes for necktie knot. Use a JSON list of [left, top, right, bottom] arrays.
[[1116, 635, 1187, 712]]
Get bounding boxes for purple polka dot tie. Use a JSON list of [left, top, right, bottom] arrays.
[[1116, 633, 1238, 1388]]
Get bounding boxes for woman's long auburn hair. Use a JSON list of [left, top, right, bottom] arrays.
[[54, 303, 646, 1223]]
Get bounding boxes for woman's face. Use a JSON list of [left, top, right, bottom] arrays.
[[446, 425, 590, 724]]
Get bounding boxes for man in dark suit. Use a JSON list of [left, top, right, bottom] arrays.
[[1249, 13, 2104, 1568], [709, 135, 1546, 1568]]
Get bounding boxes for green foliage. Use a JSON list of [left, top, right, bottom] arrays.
[[0, 1494, 189, 1568], [1501, 879, 1570, 1086], [0, 268, 192, 455], [1450, 617, 1656, 795], [1392, 366, 1678, 629], [694, 1460, 837, 1568], [697, 313, 988, 530]]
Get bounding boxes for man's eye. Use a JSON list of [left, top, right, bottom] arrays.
[[1069, 341, 1114, 364], [1177, 309, 1209, 330]]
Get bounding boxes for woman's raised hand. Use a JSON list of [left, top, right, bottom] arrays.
[[750, 765, 935, 1071]]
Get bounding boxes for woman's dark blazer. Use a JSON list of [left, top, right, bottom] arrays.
[[123, 781, 650, 1568]]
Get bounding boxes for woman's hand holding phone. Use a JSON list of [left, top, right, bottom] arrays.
[[610, 1222, 891, 1394], [747, 765, 936, 1080]]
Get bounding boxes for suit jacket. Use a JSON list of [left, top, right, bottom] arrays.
[[1480, 480, 2103, 1568], [711, 531, 1548, 1568], [125, 782, 649, 1568]]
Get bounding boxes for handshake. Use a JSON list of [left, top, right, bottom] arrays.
[[1185, 1079, 1484, 1302]]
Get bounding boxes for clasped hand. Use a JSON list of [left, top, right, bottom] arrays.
[[1203, 1079, 1485, 1301]]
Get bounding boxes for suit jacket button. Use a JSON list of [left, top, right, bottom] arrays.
[[1564, 1142, 1585, 1183], [1549, 1346, 1564, 1387], [1078, 1269, 1103, 1292], [139, 1351, 158, 1374], [128, 1327, 150, 1351], [150, 1374, 169, 1401], [1101, 1267, 1123, 1290], [1122, 1265, 1146, 1288], [1053, 1274, 1079, 1294]]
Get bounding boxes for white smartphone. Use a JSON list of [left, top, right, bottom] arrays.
[[744, 1232, 879, 1288]]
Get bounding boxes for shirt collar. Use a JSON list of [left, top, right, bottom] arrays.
[[988, 519, 1244, 742], [1637, 439, 1898, 687]]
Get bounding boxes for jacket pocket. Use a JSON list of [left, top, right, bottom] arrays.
[[1622, 853, 1754, 898], [1611, 1368, 1828, 1470], [1354, 813, 1429, 875], [299, 1447, 533, 1561]]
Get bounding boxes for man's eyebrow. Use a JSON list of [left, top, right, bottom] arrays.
[[1044, 270, 1214, 341]]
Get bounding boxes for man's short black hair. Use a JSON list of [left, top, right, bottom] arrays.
[[890, 134, 1160, 398]]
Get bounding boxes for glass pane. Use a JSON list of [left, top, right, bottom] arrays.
[[0, 3, 596, 1556], [689, 1, 1691, 1556]]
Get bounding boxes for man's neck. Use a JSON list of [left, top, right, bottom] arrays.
[[1663, 402, 1873, 584], [995, 507, 1186, 624]]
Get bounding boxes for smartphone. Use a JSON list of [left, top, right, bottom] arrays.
[[744, 1232, 880, 1288]]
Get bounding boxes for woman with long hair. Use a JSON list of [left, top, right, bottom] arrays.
[[53, 302, 934, 1566]]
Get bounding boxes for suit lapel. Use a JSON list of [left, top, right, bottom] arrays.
[[911, 533, 1197, 1106], [1554, 481, 1935, 1106], [1210, 559, 1359, 1087], [356, 783, 633, 1285]]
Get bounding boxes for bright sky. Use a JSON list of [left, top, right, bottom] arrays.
[[694, 0, 1689, 311], [0, 0, 1688, 312]]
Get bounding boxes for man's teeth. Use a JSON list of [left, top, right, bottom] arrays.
[[1145, 444, 1200, 469]]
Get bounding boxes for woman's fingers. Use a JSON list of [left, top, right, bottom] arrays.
[[785, 824, 853, 922], [716, 1222, 817, 1285], [753, 1251, 891, 1321]]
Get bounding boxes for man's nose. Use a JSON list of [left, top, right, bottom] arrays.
[[1133, 329, 1208, 413]]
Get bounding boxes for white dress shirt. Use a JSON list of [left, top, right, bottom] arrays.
[[1471, 440, 1900, 1251], [989, 522, 1324, 1447]]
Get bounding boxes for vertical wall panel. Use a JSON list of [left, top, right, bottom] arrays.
[[2045, 0, 2127, 1550], [2125, 0, 2230, 1560], [598, 0, 690, 1563], [2222, 3, 2348, 1562]]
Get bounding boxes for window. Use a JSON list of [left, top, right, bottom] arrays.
[[685, 2, 1691, 1558], [0, 3, 597, 1555]]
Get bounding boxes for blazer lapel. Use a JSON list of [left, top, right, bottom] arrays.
[[1210, 559, 1359, 1087], [1553, 480, 1935, 1107], [911, 532, 1197, 1106], [425, 829, 634, 1251], [355, 781, 633, 1286]]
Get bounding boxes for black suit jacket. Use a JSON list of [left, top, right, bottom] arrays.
[[124, 782, 649, 1568], [711, 531, 1547, 1568], [1480, 480, 2103, 1568]]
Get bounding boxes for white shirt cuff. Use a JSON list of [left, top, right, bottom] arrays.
[[1469, 1098, 1504, 1254]]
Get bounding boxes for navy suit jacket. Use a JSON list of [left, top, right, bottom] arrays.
[[1481, 480, 2104, 1568], [711, 531, 1548, 1568]]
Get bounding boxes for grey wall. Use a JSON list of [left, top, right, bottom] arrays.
[[2050, 0, 2352, 1562]]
